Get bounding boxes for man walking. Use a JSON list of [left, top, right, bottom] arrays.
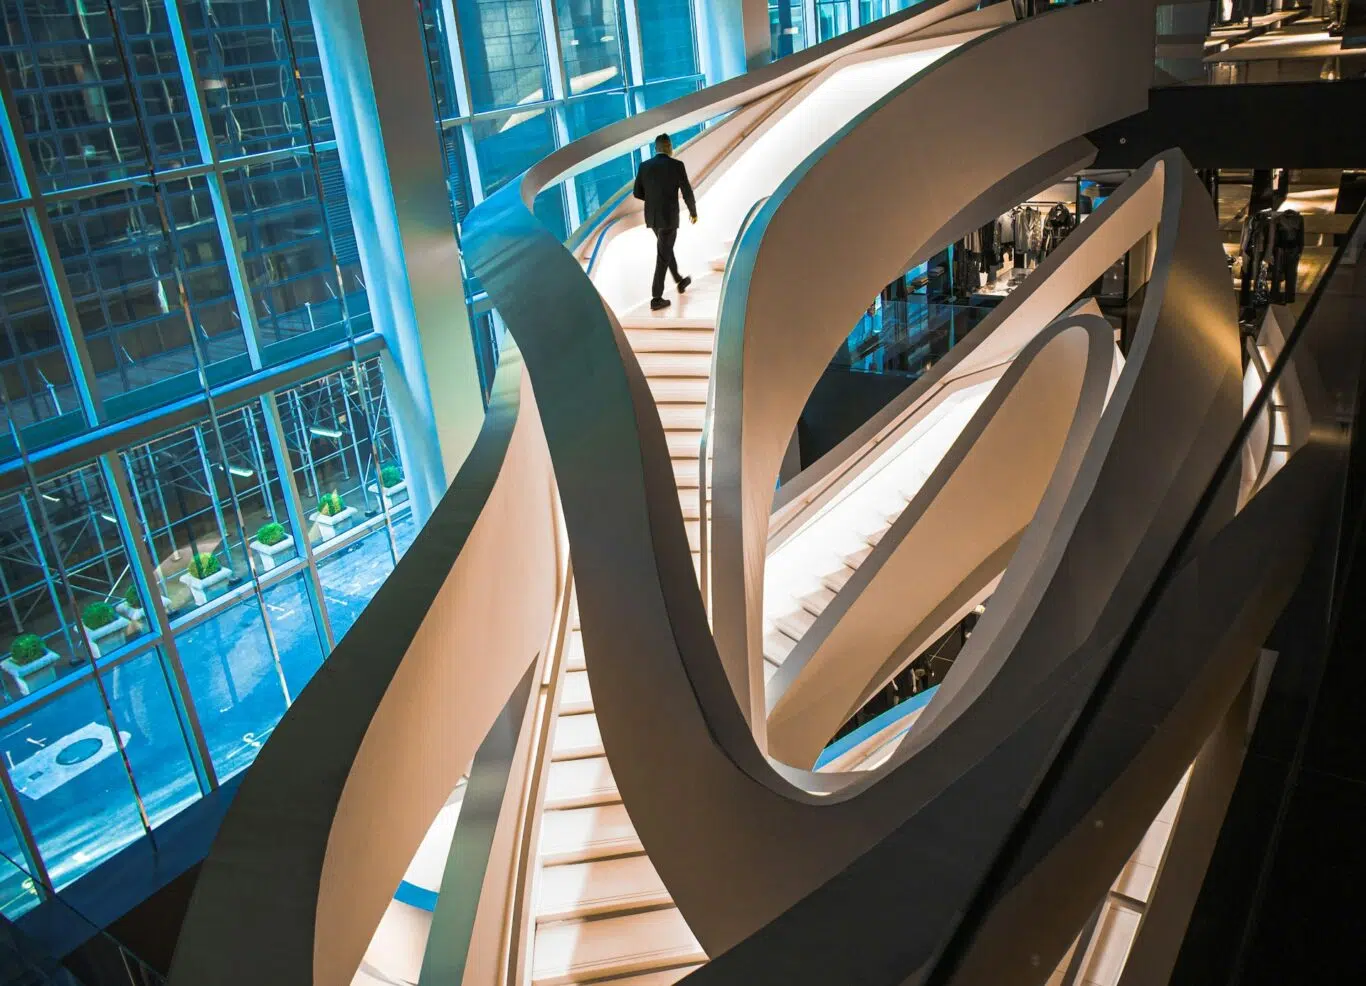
[[633, 133, 697, 311]]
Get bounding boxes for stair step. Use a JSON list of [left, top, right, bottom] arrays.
[[560, 670, 594, 715], [775, 607, 817, 641], [545, 756, 619, 810], [860, 524, 890, 547], [763, 627, 798, 665], [646, 377, 709, 404], [552, 713, 604, 761], [592, 967, 703, 986], [531, 906, 703, 985], [624, 327, 714, 353], [665, 430, 703, 458], [684, 519, 701, 552], [708, 255, 727, 272], [672, 457, 700, 489], [657, 403, 706, 431], [799, 587, 835, 617], [763, 659, 781, 683], [638, 352, 712, 378], [822, 564, 857, 594], [565, 629, 586, 671], [539, 803, 642, 865], [535, 853, 670, 922], [844, 544, 874, 567], [677, 488, 700, 521]]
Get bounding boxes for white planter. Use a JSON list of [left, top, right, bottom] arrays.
[[368, 481, 409, 513], [117, 595, 171, 626], [180, 566, 233, 607], [311, 506, 358, 541], [250, 535, 296, 571], [84, 616, 131, 659], [2, 650, 60, 697]]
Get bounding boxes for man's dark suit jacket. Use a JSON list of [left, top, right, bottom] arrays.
[[633, 154, 697, 231]]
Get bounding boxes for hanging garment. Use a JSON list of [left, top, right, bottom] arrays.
[[1040, 203, 1075, 259]]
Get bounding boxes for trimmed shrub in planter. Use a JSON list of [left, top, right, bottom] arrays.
[[311, 491, 357, 541], [370, 464, 409, 512], [250, 521, 296, 572], [117, 584, 171, 625], [180, 552, 233, 607], [82, 601, 130, 658], [2, 633, 59, 696]]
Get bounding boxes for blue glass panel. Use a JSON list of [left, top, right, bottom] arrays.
[[221, 159, 348, 349], [817, 0, 854, 42], [318, 530, 395, 643], [471, 110, 557, 195], [0, 806, 40, 918], [638, 0, 699, 82], [0, 2, 149, 191], [0, 215, 80, 441], [174, 593, 288, 780], [102, 650, 202, 826], [179, 0, 312, 159], [557, 0, 629, 95], [770, 0, 809, 58], [455, 0, 552, 113], [566, 94, 634, 221], [0, 677, 144, 888], [263, 575, 326, 698]]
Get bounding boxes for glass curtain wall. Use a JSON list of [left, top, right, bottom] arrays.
[[0, 0, 427, 914]]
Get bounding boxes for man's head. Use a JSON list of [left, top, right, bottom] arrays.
[[653, 133, 673, 156]]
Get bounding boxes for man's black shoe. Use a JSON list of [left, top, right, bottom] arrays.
[[650, 298, 671, 311], [676, 276, 692, 293]]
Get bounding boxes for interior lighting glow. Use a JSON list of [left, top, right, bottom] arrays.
[[310, 426, 343, 440], [228, 466, 256, 479]]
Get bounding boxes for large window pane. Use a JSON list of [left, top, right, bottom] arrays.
[[558, 0, 628, 95], [47, 185, 204, 410], [222, 158, 347, 350], [174, 592, 287, 779], [278, 369, 379, 550], [35, 464, 152, 664], [215, 403, 298, 576], [456, 0, 552, 113], [0, 677, 145, 888], [638, 0, 700, 82], [124, 422, 249, 619], [0, 490, 86, 704], [180, 0, 311, 159], [263, 574, 326, 697], [471, 109, 557, 195], [102, 649, 201, 826], [0, 805, 40, 917], [318, 529, 394, 643], [0, 214, 81, 441], [0, 2, 148, 191], [115, 0, 203, 170], [566, 94, 634, 220], [771, 0, 808, 58], [817, 0, 853, 42]]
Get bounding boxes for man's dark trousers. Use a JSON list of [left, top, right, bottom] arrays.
[[653, 227, 681, 301]]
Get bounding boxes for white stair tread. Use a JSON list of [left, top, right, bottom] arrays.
[[657, 403, 706, 431], [546, 756, 619, 810], [646, 377, 709, 404], [665, 430, 703, 458], [531, 906, 704, 985], [597, 966, 703, 986], [708, 255, 726, 272], [565, 629, 586, 671], [798, 587, 835, 617], [637, 352, 712, 378], [763, 627, 798, 664], [822, 564, 856, 593], [553, 713, 604, 761], [672, 457, 700, 489], [535, 853, 669, 922], [677, 488, 700, 521], [844, 544, 874, 567], [539, 803, 642, 864], [684, 519, 701, 552], [862, 525, 889, 547], [624, 327, 714, 353], [775, 606, 817, 640], [560, 670, 594, 715], [764, 660, 781, 683]]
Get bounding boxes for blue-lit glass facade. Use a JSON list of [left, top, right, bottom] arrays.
[[0, 0, 712, 915]]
